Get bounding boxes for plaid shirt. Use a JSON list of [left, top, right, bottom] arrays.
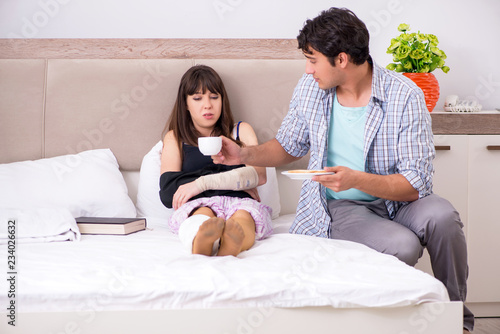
[[276, 61, 435, 238]]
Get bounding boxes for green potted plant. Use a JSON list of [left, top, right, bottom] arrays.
[[386, 23, 449, 112]]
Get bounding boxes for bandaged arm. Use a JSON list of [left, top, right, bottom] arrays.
[[195, 166, 259, 192]]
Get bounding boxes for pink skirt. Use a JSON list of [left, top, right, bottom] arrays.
[[168, 196, 273, 240]]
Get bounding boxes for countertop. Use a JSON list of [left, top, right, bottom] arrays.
[[431, 110, 500, 135]]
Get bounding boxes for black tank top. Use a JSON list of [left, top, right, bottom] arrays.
[[181, 143, 215, 172], [182, 120, 242, 172]]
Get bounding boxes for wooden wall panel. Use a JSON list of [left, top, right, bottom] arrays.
[[0, 39, 303, 59]]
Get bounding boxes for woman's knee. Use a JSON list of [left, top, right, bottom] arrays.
[[229, 209, 255, 222], [190, 206, 216, 217], [229, 210, 256, 236]]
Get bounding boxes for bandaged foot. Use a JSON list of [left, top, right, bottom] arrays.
[[192, 217, 224, 256], [218, 218, 245, 257], [179, 214, 220, 255]]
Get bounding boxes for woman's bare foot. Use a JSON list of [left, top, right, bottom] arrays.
[[192, 217, 224, 256], [218, 219, 245, 257]]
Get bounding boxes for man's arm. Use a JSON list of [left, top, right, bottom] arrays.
[[314, 166, 419, 202], [213, 137, 300, 167]]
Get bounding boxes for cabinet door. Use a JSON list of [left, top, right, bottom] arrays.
[[432, 135, 469, 228], [467, 135, 500, 303], [415, 135, 469, 274]]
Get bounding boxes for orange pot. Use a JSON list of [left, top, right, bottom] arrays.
[[403, 72, 440, 112]]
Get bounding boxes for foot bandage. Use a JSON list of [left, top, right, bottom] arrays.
[[178, 214, 219, 254], [195, 166, 258, 192]]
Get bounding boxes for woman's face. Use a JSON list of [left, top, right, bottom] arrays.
[[186, 89, 222, 137]]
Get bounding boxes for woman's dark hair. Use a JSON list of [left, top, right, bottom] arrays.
[[297, 7, 370, 66], [162, 65, 238, 148]]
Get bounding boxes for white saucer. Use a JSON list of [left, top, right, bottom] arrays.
[[281, 170, 334, 180]]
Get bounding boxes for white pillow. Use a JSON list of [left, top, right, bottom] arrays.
[[257, 166, 281, 219], [136, 141, 281, 219], [0, 149, 136, 218], [136, 141, 174, 219]]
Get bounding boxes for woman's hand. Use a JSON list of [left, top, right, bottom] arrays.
[[172, 181, 201, 210], [244, 187, 261, 202]]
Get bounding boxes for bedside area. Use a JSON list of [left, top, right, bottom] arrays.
[[430, 111, 500, 317]]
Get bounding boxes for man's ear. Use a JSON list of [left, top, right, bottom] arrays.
[[337, 52, 349, 68]]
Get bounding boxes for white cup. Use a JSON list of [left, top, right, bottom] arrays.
[[444, 95, 458, 107], [198, 137, 222, 156]]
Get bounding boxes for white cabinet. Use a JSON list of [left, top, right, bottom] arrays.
[[420, 135, 500, 316], [467, 136, 500, 305], [432, 135, 469, 229]]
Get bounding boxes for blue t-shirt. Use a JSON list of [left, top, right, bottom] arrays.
[[326, 94, 378, 202]]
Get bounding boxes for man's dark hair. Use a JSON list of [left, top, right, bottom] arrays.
[[297, 7, 370, 66]]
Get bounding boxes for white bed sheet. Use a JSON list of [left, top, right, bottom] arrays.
[[10, 216, 449, 313]]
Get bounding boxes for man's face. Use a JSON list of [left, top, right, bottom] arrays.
[[304, 48, 341, 90]]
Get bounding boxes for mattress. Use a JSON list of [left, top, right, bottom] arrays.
[[9, 215, 449, 313]]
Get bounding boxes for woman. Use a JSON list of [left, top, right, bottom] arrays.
[[159, 65, 272, 257]]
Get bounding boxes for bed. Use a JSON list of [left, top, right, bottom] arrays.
[[0, 39, 462, 333]]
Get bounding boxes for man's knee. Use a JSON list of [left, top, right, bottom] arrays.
[[421, 195, 464, 237], [390, 233, 422, 266], [399, 194, 464, 240]]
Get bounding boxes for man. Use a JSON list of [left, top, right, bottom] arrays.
[[213, 7, 473, 332]]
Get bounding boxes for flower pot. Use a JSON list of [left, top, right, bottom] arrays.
[[403, 73, 440, 112]]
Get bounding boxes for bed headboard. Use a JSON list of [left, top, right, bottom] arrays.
[[0, 39, 308, 171]]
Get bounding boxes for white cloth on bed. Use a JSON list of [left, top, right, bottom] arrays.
[[0, 208, 80, 244], [11, 216, 449, 314]]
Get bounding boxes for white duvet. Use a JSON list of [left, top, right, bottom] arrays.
[[7, 216, 449, 313]]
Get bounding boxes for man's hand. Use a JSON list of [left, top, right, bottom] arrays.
[[312, 166, 419, 202], [172, 181, 201, 210], [212, 136, 243, 165], [312, 166, 359, 193]]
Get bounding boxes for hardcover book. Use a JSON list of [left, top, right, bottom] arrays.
[[76, 217, 146, 235]]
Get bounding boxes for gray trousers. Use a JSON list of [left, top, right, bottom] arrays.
[[327, 194, 474, 331]]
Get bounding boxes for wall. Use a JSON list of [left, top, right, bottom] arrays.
[[1, 0, 499, 110]]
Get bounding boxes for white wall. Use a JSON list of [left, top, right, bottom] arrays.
[[1, 0, 499, 110]]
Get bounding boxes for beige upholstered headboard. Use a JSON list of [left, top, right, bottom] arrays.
[[0, 39, 308, 172]]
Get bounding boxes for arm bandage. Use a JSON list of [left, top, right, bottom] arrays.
[[195, 166, 259, 192]]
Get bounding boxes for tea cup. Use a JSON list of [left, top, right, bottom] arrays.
[[198, 137, 222, 156]]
